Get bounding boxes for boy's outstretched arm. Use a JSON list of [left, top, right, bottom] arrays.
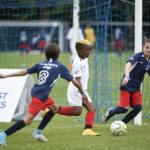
[[0, 70, 28, 78]]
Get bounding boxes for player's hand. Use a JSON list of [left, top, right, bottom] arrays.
[[0, 74, 6, 78], [121, 77, 129, 86]]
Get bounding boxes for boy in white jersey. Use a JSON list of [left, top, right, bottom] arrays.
[[41, 39, 100, 136], [58, 39, 100, 136]]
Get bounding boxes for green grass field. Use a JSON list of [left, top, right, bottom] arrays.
[[0, 51, 150, 150], [0, 116, 150, 150]]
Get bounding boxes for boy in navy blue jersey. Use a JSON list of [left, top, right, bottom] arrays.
[[102, 38, 150, 124], [37, 39, 100, 137], [0, 43, 87, 146]]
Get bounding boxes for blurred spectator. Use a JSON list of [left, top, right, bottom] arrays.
[[84, 25, 96, 54], [19, 28, 28, 56], [113, 26, 124, 57], [31, 32, 39, 50], [38, 27, 46, 57], [66, 27, 84, 68]]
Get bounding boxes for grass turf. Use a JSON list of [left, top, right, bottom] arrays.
[[0, 115, 150, 150]]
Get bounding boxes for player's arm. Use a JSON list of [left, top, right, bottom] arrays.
[[72, 77, 84, 94], [0, 70, 28, 78], [72, 77, 88, 105], [121, 62, 132, 86]]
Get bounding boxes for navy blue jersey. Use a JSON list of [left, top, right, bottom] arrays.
[[120, 52, 150, 92], [27, 59, 73, 102]]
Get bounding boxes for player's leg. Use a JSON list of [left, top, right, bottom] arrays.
[[32, 97, 58, 142], [42, 106, 82, 117], [0, 112, 35, 146], [102, 90, 129, 123], [122, 105, 142, 124], [58, 106, 82, 116], [82, 101, 95, 129], [82, 93, 100, 136], [32, 110, 55, 142], [122, 91, 142, 124], [0, 96, 46, 146], [58, 86, 83, 116], [57, 88, 99, 135], [103, 107, 128, 123]]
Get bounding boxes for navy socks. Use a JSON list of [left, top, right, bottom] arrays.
[[4, 110, 55, 136], [38, 110, 55, 130], [122, 105, 142, 124], [109, 105, 142, 124], [5, 120, 25, 136], [109, 107, 128, 117]]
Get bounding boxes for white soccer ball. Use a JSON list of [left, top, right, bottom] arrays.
[[110, 120, 127, 136]]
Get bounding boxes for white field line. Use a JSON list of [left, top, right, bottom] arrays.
[[0, 124, 108, 132], [0, 122, 148, 132], [21, 124, 109, 131]]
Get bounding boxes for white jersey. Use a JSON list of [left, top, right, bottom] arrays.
[[69, 55, 89, 91], [67, 55, 91, 106]]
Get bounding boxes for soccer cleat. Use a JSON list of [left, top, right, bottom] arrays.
[[32, 130, 48, 142], [0, 132, 7, 146], [32, 134, 48, 142], [82, 129, 100, 136], [102, 108, 114, 123], [41, 108, 50, 118]]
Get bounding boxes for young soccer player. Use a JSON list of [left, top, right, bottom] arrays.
[[102, 38, 150, 124], [0, 43, 87, 146], [39, 39, 100, 136]]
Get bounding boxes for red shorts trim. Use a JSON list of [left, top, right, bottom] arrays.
[[28, 96, 55, 116], [118, 90, 142, 108]]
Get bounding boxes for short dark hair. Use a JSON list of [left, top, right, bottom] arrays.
[[44, 43, 60, 60], [75, 42, 87, 51], [144, 38, 150, 45]]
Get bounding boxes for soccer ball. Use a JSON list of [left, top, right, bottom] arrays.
[[110, 120, 127, 136]]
